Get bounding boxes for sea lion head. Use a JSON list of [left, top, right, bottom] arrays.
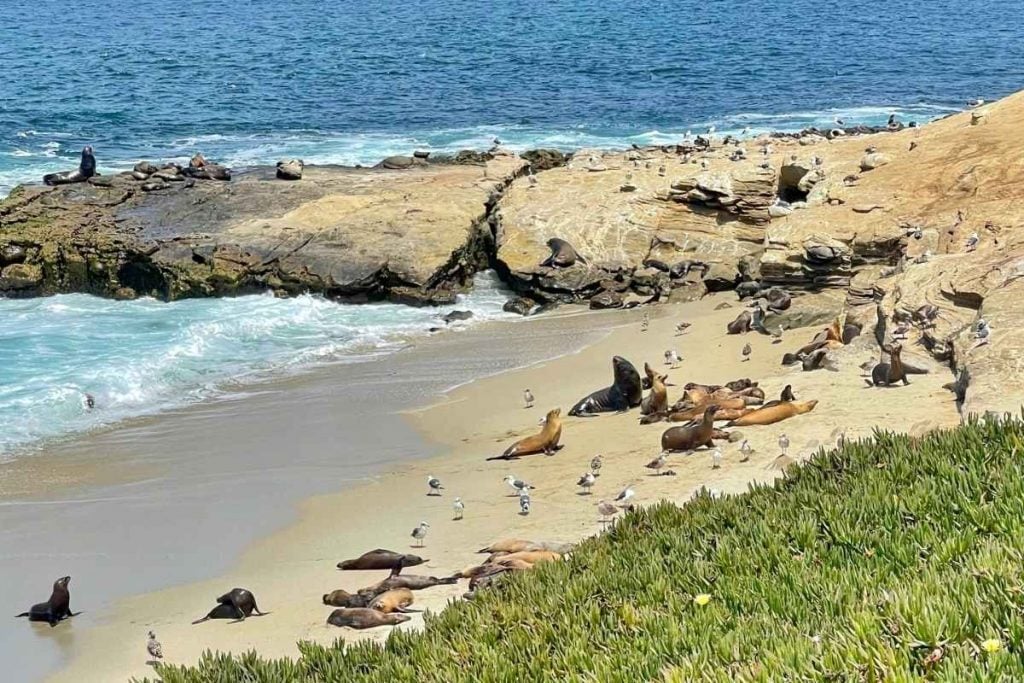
[[890, 343, 903, 354], [703, 405, 719, 419], [545, 408, 561, 424], [399, 554, 426, 567], [55, 576, 71, 590]]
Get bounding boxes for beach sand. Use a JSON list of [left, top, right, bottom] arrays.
[[32, 293, 961, 682]]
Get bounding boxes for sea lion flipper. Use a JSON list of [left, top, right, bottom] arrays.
[[15, 612, 29, 618], [191, 616, 210, 625]]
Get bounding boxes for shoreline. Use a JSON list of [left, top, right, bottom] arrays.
[[42, 293, 960, 681]]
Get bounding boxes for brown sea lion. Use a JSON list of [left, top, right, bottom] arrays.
[[802, 348, 830, 371], [569, 356, 643, 416], [541, 238, 587, 268], [641, 373, 669, 415], [326, 608, 410, 629], [337, 549, 427, 574], [492, 558, 536, 571], [361, 574, 458, 594], [764, 287, 792, 312], [369, 588, 417, 613], [727, 311, 753, 334], [726, 400, 819, 426], [661, 405, 718, 452], [15, 576, 78, 627], [490, 408, 563, 459], [485, 550, 561, 566], [868, 343, 909, 387], [668, 405, 749, 422], [725, 379, 757, 392], [322, 590, 370, 608], [477, 539, 572, 554]]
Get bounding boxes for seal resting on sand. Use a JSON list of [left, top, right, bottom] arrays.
[[15, 576, 78, 627], [361, 574, 458, 595], [726, 400, 818, 426], [490, 408, 563, 459], [661, 405, 718, 452], [369, 588, 418, 613], [541, 238, 588, 268], [868, 343, 909, 387], [326, 608, 410, 629], [337, 549, 427, 574], [477, 539, 572, 554], [322, 590, 370, 608], [43, 147, 96, 186], [641, 372, 669, 416], [727, 311, 752, 334], [569, 356, 642, 416]]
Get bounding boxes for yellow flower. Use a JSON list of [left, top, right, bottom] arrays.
[[693, 593, 712, 606], [981, 638, 1003, 654]]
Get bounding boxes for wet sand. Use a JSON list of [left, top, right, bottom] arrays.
[[28, 293, 961, 682]]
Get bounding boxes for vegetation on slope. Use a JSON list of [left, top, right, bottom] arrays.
[[147, 416, 1024, 682]]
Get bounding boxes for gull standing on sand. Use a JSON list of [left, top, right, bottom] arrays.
[[427, 475, 443, 496], [411, 521, 430, 547], [892, 322, 911, 340], [974, 319, 991, 348], [675, 321, 691, 335], [452, 497, 464, 520], [146, 631, 163, 662], [519, 489, 531, 515], [645, 452, 668, 475], [739, 439, 753, 462], [577, 471, 596, 494], [615, 486, 635, 506], [965, 231, 979, 252], [665, 349, 682, 368], [741, 343, 752, 362], [523, 389, 535, 409], [590, 455, 603, 476], [597, 499, 619, 526], [778, 433, 790, 457], [700, 159, 709, 170], [504, 475, 532, 495], [711, 448, 723, 469], [641, 312, 650, 332], [658, 164, 666, 177]]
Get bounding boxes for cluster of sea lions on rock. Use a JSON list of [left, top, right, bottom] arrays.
[[40, 146, 232, 193]]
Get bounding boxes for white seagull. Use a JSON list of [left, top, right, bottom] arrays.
[[615, 486, 635, 506], [523, 389, 534, 409], [427, 475, 443, 496], [590, 455, 603, 476], [778, 433, 790, 456], [411, 521, 430, 547], [965, 231, 979, 251], [665, 349, 682, 368], [452, 497, 464, 520], [504, 475, 531, 495], [739, 439, 753, 462], [577, 471, 596, 494], [645, 452, 668, 474], [711, 448, 723, 469]]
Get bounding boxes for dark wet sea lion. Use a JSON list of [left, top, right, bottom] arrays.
[[362, 574, 458, 594], [735, 281, 762, 299], [327, 607, 410, 629], [843, 322, 862, 344], [15, 576, 78, 627], [868, 344, 909, 387], [569, 356, 643, 416], [643, 258, 671, 272], [216, 588, 267, 619], [661, 405, 718, 452], [761, 384, 796, 409], [43, 147, 96, 186], [541, 238, 587, 268], [337, 549, 427, 574], [322, 590, 370, 608], [802, 348, 829, 371], [490, 408, 562, 459], [727, 311, 752, 334], [192, 602, 244, 624], [764, 287, 792, 312]]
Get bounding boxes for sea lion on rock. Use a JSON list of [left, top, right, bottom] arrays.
[[727, 311, 752, 334], [726, 400, 818, 426], [661, 405, 718, 452], [184, 154, 231, 181], [764, 287, 792, 312], [490, 408, 563, 459], [43, 147, 96, 186], [369, 588, 418, 613], [15, 576, 78, 627], [641, 372, 669, 416], [337, 549, 427, 574], [569, 356, 643, 416], [541, 238, 588, 268], [322, 590, 370, 608], [736, 281, 762, 299], [326, 608, 410, 629], [868, 344, 909, 387]]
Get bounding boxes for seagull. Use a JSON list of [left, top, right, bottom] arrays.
[[427, 475, 443, 496], [411, 521, 429, 547], [645, 452, 668, 474], [590, 455, 603, 476], [892, 322, 911, 340], [834, 116, 845, 126], [742, 343, 752, 361], [504, 475, 531, 495], [641, 312, 650, 332], [519, 490, 531, 515], [615, 486, 635, 505], [577, 471, 596, 494], [452, 497, 464, 520], [778, 433, 790, 456], [905, 225, 923, 239], [771, 325, 784, 344], [597, 499, 619, 525], [528, 171, 538, 188], [965, 231, 979, 252], [967, 98, 986, 108], [523, 389, 535, 409], [739, 439, 753, 462], [675, 321, 691, 335], [665, 349, 682, 368], [147, 631, 163, 661], [711, 448, 723, 469], [974, 318, 991, 347]]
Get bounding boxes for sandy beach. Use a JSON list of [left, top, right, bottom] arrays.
[[27, 293, 960, 682]]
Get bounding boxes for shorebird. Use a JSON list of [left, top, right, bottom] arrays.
[[504, 475, 531, 495], [523, 389, 534, 409], [411, 521, 430, 547], [665, 349, 682, 368], [965, 231, 979, 252], [615, 486, 635, 506], [645, 452, 668, 475], [577, 471, 596, 494], [597, 499, 619, 526], [519, 490, 531, 515], [741, 343, 752, 361], [739, 439, 753, 462], [675, 321, 691, 335], [146, 631, 163, 662], [967, 98, 986, 108], [974, 319, 991, 347], [590, 455, 603, 476], [427, 475, 444, 496], [778, 433, 790, 457], [771, 325, 784, 344], [905, 225, 923, 239], [711, 448, 722, 469], [452, 497, 464, 520]]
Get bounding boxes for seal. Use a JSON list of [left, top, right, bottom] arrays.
[[665, 404, 749, 422], [369, 588, 418, 613], [191, 602, 245, 623], [489, 408, 563, 460], [726, 311, 752, 334], [359, 575, 458, 599], [868, 343, 909, 387], [192, 588, 268, 623], [568, 356, 643, 416], [641, 372, 669, 416], [661, 405, 718, 452], [726, 400, 819, 426], [477, 539, 572, 554], [43, 147, 96, 186], [15, 576, 78, 627], [337, 549, 427, 574], [322, 590, 370, 608], [764, 287, 792, 312], [541, 238, 587, 268], [762, 384, 796, 408], [326, 607, 411, 629], [486, 550, 562, 566]]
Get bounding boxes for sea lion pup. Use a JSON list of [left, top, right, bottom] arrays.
[[868, 343, 909, 387], [326, 608, 411, 629], [761, 384, 796, 409], [43, 146, 96, 186], [369, 588, 418, 614], [640, 373, 669, 416], [322, 590, 370, 608], [337, 549, 427, 574], [726, 400, 819, 427], [540, 238, 588, 268], [661, 405, 718, 452], [568, 356, 643, 417], [15, 576, 78, 627], [726, 310, 753, 334], [489, 408, 563, 460]]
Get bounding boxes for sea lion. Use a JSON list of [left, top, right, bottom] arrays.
[[485, 550, 561, 566], [326, 608, 410, 629], [726, 400, 819, 426], [210, 588, 267, 621], [641, 373, 669, 416], [642, 362, 658, 390], [490, 408, 563, 459], [43, 147, 96, 186], [802, 348, 830, 371], [868, 344, 909, 387], [541, 238, 587, 268], [661, 405, 718, 452], [477, 539, 572, 554], [322, 590, 370, 608], [726, 311, 752, 334], [568, 356, 643, 416], [192, 603, 244, 624], [337, 549, 427, 574], [762, 385, 796, 408], [361, 574, 458, 595], [735, 281, 762, 299], [369, 588, 418, 613], [764, 287, 792, 312], [15, 576, 78, 627], [667, 405, 749, 422]]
